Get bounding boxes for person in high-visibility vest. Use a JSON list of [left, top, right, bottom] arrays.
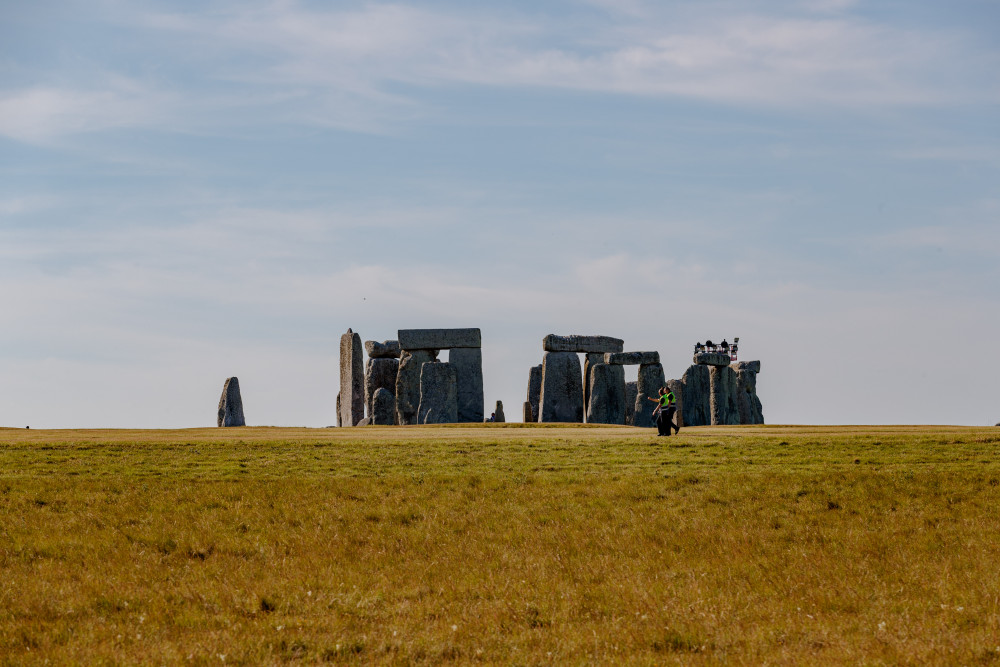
[[649, 387, 679, 436]]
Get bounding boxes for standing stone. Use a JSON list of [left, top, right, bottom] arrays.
[[523, 401, 533, 422], [396, 349, 438, 425], [526, 364, 542, 423], [680, 365, 711, 427], [336, 392, 342, 427], [450, 347, 484, 423], [217, 377, 246, 427], [582, 352, 605, 418], [710, 365, 741, 425], [587, 363, 626, 425], [365, 357, 399, 421], [625, 381, 638, 426], [494, 400, 506, 423], [539, 351, 584, 423], [371, 387, 396, 425], [666, 379, 685, 428], [633, 363, 665, 428], [364, 340, 401, 359], [734, 361, 764, 425], [339, 329, 364, 427], [418, 362, 458, 424]]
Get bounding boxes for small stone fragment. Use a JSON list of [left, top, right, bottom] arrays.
[[364, 340, 401, 359], [494, 400, 505, 423], [217, 377, 246, 427], [523, 401, 533, 422]]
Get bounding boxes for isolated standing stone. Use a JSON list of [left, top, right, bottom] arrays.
[[523, 401, 533, 422], [587, 363, 626, 425], [680, 365, 711, 427], [371, 387, 396, 425], [398, 328, 481, 350], [217, 377, 246, 427], [396, 349, 437, 425], [666, 379, 685, 428], [364, 340, 402, 359], [734, 360, 764, 425], [365, 357, 399, 421], [539, 351, 584, 423], [418, 362, 458, 424], [339, 329, 364, 427], [633, 363, 665, 428], [526, 364, 542, 423], [625, 381, 638, 426], [710, 365, 741, 426], [336, 392, 342, 427], [450, 347, 484, 423], [543, 334, 624, 354], [494, 400, 505, 423]]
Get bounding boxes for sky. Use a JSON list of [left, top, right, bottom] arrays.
[[1, 0, 998, 428]]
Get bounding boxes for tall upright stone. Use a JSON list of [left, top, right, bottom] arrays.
[[365, 357, 399, 421], [494, 400, 506, 423], [371, 387, 396, 426], [523, 401, 533, 422], [633, 363, 665, 428], [339, 329, 364, 427], [625, 381, 638, 426], [680, 365, 711, 427], [418, 362, 458, 424], [450, 347, 484, 423], [582, 352, 605, 418], [539, 351, 584, 423], [587, 363, 626, 425], [710, 365, 741, 425], [734, 360, 764, 425], [396, 349, 438, 425], [217, 377, 246, 427], [526, 364, 542, 423], [666, 379, 685, 428], [336, 392, 342, 427]]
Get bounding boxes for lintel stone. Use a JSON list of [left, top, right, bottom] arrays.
[[694, 352, 732, 367], [542, 334, 624, 354], [365, 340, 401, 358], [604, 351, 660, 366], [398, 328, 481, 350]]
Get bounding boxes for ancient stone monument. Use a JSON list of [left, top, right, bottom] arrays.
[[418, 361, 458, 424], [633, 362, 666, 428], [395, 328, 483, 425], [494, 400, 505, 423], [625, 381, 637, 425], [526, 364, 542, 423], [586, 363, 626, 425], [364, 341, 400, 424], [523, 401, 533, 422], [538, 335, 623, 423], [339, 328, 364, 427], [217, 377, 245, 427], [667, 347, 764, 426], [371, 387, 396, 425]]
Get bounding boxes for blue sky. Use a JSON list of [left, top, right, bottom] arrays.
[[1, 0, 998, 427]]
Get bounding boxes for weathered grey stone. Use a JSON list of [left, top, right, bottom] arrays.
[[666, 379, 685, 428], [371, 387, 396, 425], [526, 364, 542, 423], [398, 328, 481, 350], [625, 381, 637, 426], [336, 391, 341, 427], [418, 361, 458, 424], [543, 334, 624, 354], [604, 351, 660, 366], [339, 329, 364, 427], [396, 349, 438, 425], [365, 357, 399, 421], [494, 400, 505, 423], [357, 417, 372, 427], [217, 377, 246, 427], [523, 401, 533, 422], [587, 363, 626, 425], [680, 365, 711, 427], [694, 352, 731, 367], [450, 347, 484, 423], [539, 351, 584, 423], [364, 340, 401, 359], [710, 365, 741, 425], [633, 363, 665, 428], [734, 361, 764, 425], [582, 352, 604, 416]]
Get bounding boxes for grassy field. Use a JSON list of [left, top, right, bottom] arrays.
[[2, 423, 1000, 664]]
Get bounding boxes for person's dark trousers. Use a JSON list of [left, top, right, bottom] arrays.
[[662, 406, 678, 435], [656, 409, 669, 435]]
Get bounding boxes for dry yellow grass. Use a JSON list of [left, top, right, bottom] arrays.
[[1, 424, 999, 664]]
